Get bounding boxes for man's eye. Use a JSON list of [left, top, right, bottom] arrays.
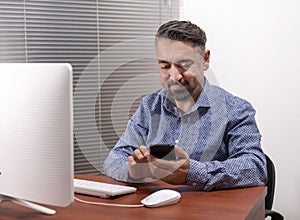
[[160, 65, 170, 69], [178, 62, 192, 69]]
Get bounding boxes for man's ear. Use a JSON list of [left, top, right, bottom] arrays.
[[203, 49, 210, 71]]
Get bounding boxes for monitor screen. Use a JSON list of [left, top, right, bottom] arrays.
[[0, 63, 73, 210]]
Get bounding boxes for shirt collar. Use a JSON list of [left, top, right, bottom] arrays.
[[192, 78, 211, 108]]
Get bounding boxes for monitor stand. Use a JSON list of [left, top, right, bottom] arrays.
[[0, 194, 56, 215]]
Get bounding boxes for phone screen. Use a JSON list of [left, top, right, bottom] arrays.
[[150, 144, 176, 160]]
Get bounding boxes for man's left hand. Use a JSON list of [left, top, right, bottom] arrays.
[[149, 146, 190, 185]]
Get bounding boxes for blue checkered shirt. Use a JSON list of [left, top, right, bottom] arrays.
[[103, 80, 267, 191]]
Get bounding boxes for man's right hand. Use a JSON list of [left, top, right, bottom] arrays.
[[128, 145, 153, 181]]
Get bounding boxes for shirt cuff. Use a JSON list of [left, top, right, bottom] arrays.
[[185, 159, 209, 188]]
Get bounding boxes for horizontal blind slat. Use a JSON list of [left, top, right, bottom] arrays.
[[0, 0, 181, 174]]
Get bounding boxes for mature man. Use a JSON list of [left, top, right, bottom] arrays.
[[103, 20, 267, 191]]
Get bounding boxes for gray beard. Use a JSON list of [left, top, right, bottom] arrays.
[[168, 83, 202, 102], [166, 78, 203, 102], [169, 89, 192, 101]]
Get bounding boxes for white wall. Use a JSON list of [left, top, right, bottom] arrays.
[[183, 0, 300, 219]]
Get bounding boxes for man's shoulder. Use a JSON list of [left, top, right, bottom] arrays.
[[207, 83, 252, 108], [128, 89, 167, 121], [141, 89, 166, 104]]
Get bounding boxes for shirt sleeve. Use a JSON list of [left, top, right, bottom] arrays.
[[185, 100, 268, 191], [103, 102, 149, 182]]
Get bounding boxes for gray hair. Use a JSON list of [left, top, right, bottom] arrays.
[[155, 20, 207, 50]]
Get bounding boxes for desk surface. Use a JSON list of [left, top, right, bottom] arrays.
[[0, 174, 266, 220]]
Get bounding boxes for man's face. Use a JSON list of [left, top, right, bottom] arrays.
[[156, 38, 210, 102]]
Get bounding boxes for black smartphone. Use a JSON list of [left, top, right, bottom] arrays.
[[150, 144, 176, 160]]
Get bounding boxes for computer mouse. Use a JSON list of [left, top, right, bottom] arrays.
[[141, 189, 181, 208]]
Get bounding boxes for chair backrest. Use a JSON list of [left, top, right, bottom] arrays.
[[265, 154, 275, 210]]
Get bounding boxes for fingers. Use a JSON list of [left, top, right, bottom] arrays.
[[128, 145, 190, 184], [150, 165, 173, 180], [128, 155, 136, 165], [140, 145, 150, 157], [149, 158, 189, 185], [161, 166, 189, 185], [128, 151, 153, 180], [150, 157, 187, 171], [133, 145, 150, 162], [149, 146, 188, 170], [148, 146, 190, 184], [174, 145, 189, 159]]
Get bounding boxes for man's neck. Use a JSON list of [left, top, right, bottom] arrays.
[[175, 99, 196, 114], [175, 85, 203, 114]]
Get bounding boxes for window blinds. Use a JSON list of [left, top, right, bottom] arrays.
[[0, 0, 181, 174]]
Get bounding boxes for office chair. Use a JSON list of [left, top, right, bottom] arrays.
[[265, 154, 284, 220]]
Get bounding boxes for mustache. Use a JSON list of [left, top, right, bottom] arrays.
[[167, 79, 189, 87]]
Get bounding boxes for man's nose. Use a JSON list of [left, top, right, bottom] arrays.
[[169, 64, 183, 81]]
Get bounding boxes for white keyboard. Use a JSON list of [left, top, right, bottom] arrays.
[[74, 178, 137, 198]]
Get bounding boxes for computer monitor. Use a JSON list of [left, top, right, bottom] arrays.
[[0, 63, 74, 214]]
